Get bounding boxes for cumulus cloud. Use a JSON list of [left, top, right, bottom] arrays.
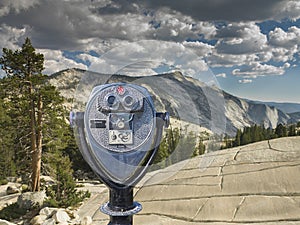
[[269, 26, 300, 48], [0, 0, 217, 51], [149, 9, 216, 42], [182, 41, 213, 57], [215, 22, 267, 55], [270, 46, 298, 62], [38, 49, 87, 74], [205, 21, 298, 79], [232, 62, 286, 77], [276, 0, 300, 21], [205, 22, 271, 68], [83, 40, 211, 83], [0, 24, 26, 50], [0, 0, 299, 78], [207, 53, 258, 68]]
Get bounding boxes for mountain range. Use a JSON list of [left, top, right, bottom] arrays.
[[247, 100, 300, 114], [48, 68, 300, 136]]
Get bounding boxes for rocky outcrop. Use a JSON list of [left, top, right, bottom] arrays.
[[88, 136, 300, 224], [17, 191, 46, 210], [30, 207, 81, 225], [0, 220, 16, 225]]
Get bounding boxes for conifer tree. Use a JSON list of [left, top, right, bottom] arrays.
[[0, 38, 68, 191], [275, 123, 287, 138], [193, 137, 206, 157], [234, 129, 242, 146], [288, 124, 296, 136], [0, 97, 16, 179]]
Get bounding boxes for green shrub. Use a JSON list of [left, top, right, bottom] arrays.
[[0, 203, 27, 221], [44, 152, 91, 208], [0, 179, 8, 185]]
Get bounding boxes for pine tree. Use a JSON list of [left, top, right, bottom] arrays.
[[0, 38, 68, 191], [275, 123, 287, 138], [152, 127, 181, 169], [223, 134, 233, 148], [234, 129, 242, 146], [193, 137, 206, 157], [241, 127, 251, 145], [44, 149, 90, 208], [152, 134, 169, 169], [288, 124, 296, 136], [0, 97, 16, 179]]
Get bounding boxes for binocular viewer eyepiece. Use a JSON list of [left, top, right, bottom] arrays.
[[99, 86, 144, 113]]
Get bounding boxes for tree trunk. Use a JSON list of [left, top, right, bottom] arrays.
[[32, 94, 43, 192]]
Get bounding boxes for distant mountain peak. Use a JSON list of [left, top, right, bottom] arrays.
[[49, 69, 300, 136]]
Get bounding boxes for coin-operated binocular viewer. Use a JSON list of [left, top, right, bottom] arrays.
[[71, 83, 169, 225]]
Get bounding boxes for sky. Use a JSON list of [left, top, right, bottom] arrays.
[[0, 0, 300, 103]]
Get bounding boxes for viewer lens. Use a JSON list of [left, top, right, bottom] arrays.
[[124, 95, 134, 106], [107, 95, 116, 106]]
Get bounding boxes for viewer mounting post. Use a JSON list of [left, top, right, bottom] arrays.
[[71, 83, 169, 225]]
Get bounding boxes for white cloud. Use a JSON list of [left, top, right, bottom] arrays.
[[207, 21, 298, 76], [269, 26, 300, 48], [78, 53, 103, 65], [216, 73, 227, 78], [0, 24, 26, 50], [93, 13, 152, 41], [276, 0, 300, 21], [232, 62, 286, 77], [183, 41, 213, 57], [84, 40, 210, 82], [283, 62, 291, 69], [116, 62, 158, 76], [0, 0, 39, 17], [1, 0, 299, 81], [215, 22, 268, 55], [38, 49, 87, 75], [262, 26, 300, 63], [239, 79, 253, 84], [0, 0, 219, 49], [149, 9, 216, 42], [207, 53, 258, 68], [205, 22, 271, 69]]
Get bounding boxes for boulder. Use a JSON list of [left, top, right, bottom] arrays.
[[17, 191, 46, 210], [6, 186, 20, 195], [0, 220, 16, 225], [53, 209, 70, 223], [30, 215, 47, 225], [42, 218, 56, 225], [39, 207, 56, 217]]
